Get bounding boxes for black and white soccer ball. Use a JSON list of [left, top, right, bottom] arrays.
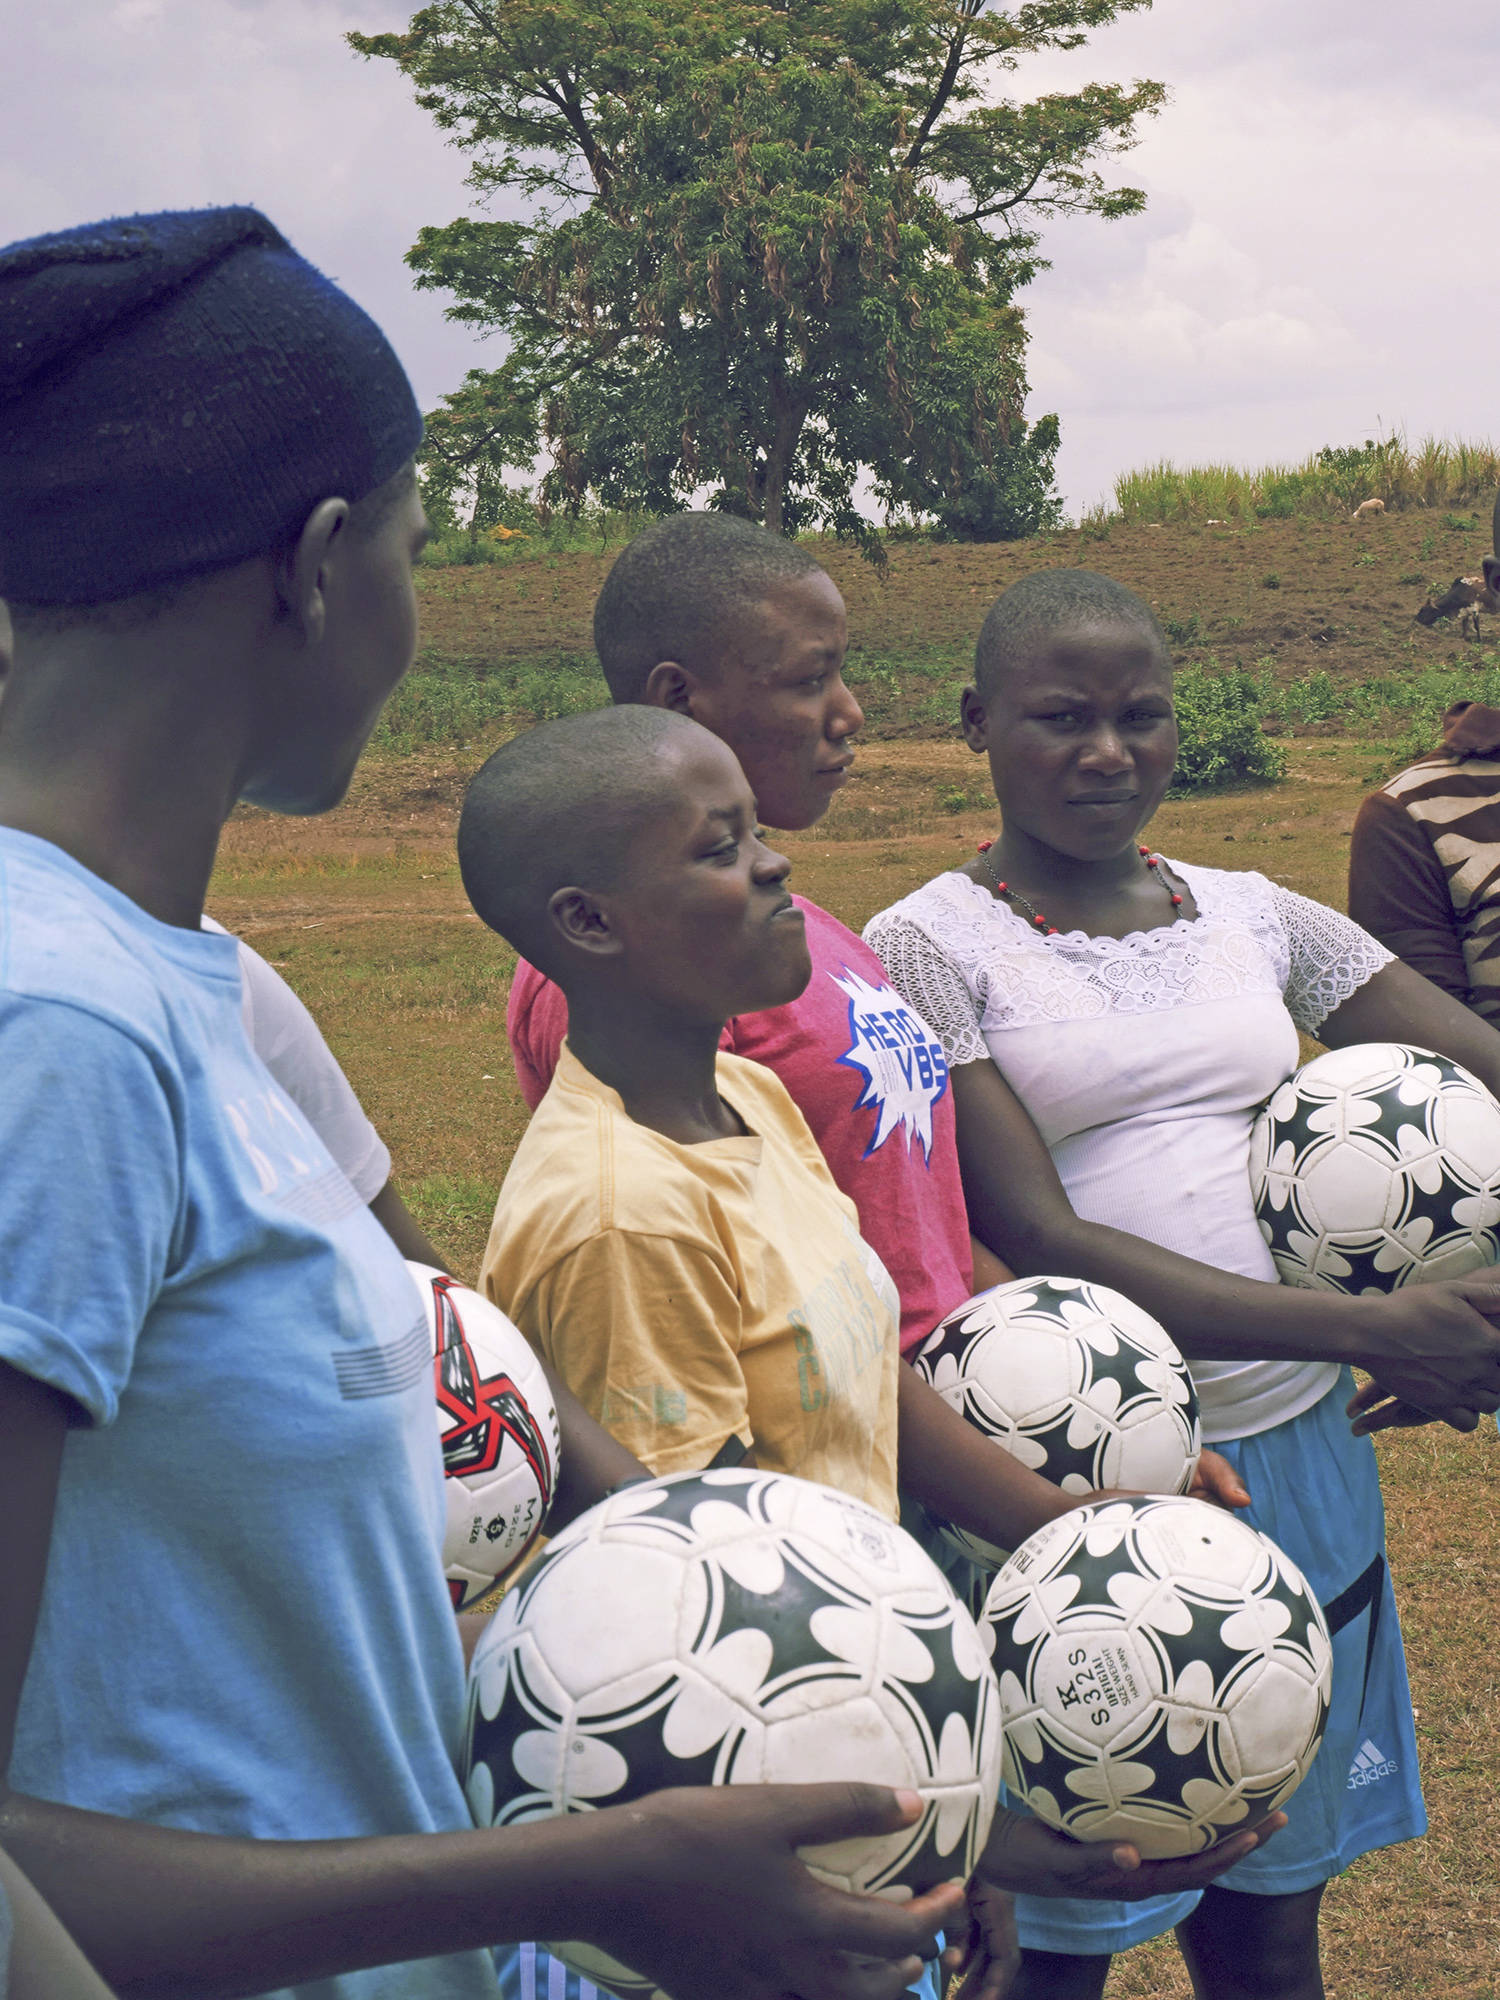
[[910, 1279, 1201, 1570], [1249, 1042, 1500, 1294], [407, 1264, 561, 1610], [464, 1467, 1004, 2000], [983, 1496, 1331, 1858]]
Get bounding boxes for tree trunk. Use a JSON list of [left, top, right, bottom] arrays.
[[763, 380, 805, 538]]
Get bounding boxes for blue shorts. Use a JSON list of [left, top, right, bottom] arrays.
[[1013, 1370, 1426, 1956], [494, 1940, 946, 2000]]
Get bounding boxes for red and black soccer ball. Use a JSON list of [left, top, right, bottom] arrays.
[[408, 1263, 562, 1608]]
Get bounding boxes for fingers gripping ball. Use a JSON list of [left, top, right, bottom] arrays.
[[983, 1497, 1332, 1859], [407, 1263, 561, 1609], [1250, 1042, 1500, 1294], [464, 1467, 1005, 2000], [910, 1280, 1202, 1570]]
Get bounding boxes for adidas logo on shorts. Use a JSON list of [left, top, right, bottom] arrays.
[[1346, 1737, 1398, 1790]]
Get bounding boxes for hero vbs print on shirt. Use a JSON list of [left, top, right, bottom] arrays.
[[832, 968, 949, 1161]]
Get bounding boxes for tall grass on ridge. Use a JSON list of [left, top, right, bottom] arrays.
[[1108, 436, 1500, 526]]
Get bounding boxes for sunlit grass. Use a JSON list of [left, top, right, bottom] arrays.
[[1107, 435, 1500, 526]]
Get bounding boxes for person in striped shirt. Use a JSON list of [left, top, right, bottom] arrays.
[[1350, 495, 1500, 1027]]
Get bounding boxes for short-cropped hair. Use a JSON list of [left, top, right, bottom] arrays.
[[458, 705, 715, 970], [974, 569, 1167, 699], [593, 512, 823, 702]]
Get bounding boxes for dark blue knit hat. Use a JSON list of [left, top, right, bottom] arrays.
[[0, 206, 423, 604]]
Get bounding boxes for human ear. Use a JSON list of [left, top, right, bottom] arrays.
[[959, 683, 989, 754], [641, 660, 696, 714], [547, 885, 623, 960], [277, 497, 351, 645]]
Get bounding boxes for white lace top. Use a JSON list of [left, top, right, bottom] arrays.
[[864, 860, 1394, 1441]]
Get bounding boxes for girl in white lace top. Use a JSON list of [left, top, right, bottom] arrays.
[[864, 570, 1500, 2000], [869, 858, 1394, 1443]]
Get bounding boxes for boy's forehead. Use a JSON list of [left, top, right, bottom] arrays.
[[1012, 620, 1169, 687], [717, 569, 845, 674]]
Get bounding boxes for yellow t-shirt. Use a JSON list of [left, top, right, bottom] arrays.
[[481, 1046, 900, 1520]]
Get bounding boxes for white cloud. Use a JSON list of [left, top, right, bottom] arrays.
[[0, 0, 497, 406], [4, 0, 1497, 513], [1015, 0, 1500, 507]]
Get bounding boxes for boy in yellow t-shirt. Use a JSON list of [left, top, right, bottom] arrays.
[[463, 703, 900, 1514], [459, 705, 1287, 1989]]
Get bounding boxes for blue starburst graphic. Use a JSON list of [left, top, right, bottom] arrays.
[[833, 968, 950, 1160]]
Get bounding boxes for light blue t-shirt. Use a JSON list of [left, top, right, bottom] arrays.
[[0, 830, 497, 2000]]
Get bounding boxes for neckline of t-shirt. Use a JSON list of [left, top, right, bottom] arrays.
[[558, 1042, 768, 1156], [0, 825, 242, 982], [940, 860, 1214, 949]]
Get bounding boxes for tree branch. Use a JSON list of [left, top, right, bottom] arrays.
[[952, 151, 1056, 225], [451, 0, 618, 204], [903, 0, 984, 170]]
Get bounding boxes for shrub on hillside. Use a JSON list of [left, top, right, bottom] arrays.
[[930, 416, 1065, 543], [1168, 665, 1287, 796]]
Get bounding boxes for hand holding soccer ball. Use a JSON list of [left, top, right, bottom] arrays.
[[1248, 1046, 1500, 1427], [981, 1496, 1331, 1860]]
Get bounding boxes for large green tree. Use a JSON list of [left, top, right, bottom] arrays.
[[351, 0, 1163, 546]]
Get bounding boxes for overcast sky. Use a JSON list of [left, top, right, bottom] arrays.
[[4, 0, 1495, 514]]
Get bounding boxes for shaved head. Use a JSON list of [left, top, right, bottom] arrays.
[[975, 569, 1167, 699], [593, 512, 825, 700], [458, 706, 720, 969]]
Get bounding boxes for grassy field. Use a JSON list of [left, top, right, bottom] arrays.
[[214, 524, 1500, 1998]]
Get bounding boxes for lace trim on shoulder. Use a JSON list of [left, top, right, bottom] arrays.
[[868, 863, 1391, 1034], [863, 900, 989, 1066], [1265, 882, 1394, 1030]]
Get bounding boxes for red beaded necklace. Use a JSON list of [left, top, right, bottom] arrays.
[[975, 841, 1183, 937]]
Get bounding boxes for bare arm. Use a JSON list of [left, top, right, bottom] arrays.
[[968, 1237, 1013, 1294], [0, 1846, 118, 2000], [898, 1362, 1081, 1549], [0, 1359, 963, 2000], [1317, 956, 1500, 1094], [366, 1179, 447, 1268], [951, 1058, 1500, 1427]]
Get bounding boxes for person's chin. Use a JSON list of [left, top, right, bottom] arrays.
[[1059, 801, 1154, 852], [241, 766, 355, 817], [742, 938, 813, 1009]]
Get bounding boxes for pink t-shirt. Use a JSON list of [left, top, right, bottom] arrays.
[[506, 896, 973, 1354]]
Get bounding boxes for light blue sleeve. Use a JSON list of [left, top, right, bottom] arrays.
[[0, 998, 179, 1426]]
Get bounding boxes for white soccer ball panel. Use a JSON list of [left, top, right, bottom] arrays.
[[1295, 1140, 1405, 1235], [408, 1263, 561, 1599], [1222, 1655, 1328, 1779], [984, 1498, 1332, 1857], [465, 1468, 1004, 1932], [509, 1538, 701, 1700], [1098, 1404, 1202, 1495], [1128, 1503, 1281, 1600]]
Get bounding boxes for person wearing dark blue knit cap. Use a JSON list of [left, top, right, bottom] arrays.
[[0, 208, 968, 2000]]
